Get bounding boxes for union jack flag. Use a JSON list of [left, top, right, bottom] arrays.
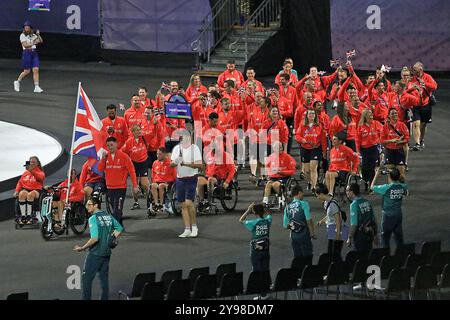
[[72, 85, 107, 159], [330, 59, 340, 68], [380, 64, 392, 73], [346, 49, 357, 59]]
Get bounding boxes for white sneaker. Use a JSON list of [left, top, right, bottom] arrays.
[[14, 81, 20, 92], [190, 227, 198, 238], [178, 229, 191, 238], [34, 86, 44, 93]]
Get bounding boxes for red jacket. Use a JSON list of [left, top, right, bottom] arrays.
[[275, 73, 298, 87], [218, 109, 245, 144], [205, 151, 235, 184], [411, 72, 438, 106], [202, 124, 225, 148], [265, 152, 297, 178], [241, 79, 264, 93], [121, 136, 148, 163], [79, 158, 104, 186], [185, 85, 208, 103], [59, 178, 85, 203], [15, 167, 45, 192], [295, 123, 327, 154], [261, 119, 289, 145], [222, 90, 244, 113], [151, 158, 176, 183], [124, 106, 146, 129], [218, 70, 245, 89], [98, 150, 138, 189], [381, 120, 410, 150], [294, 103, 312, 132], [142, 119, 164, 151], [247, 105, 270, 143], [278, 85, 298, 115], [368, 81, 389, 122], [274, 95, 294, 120], [329, 145, 360, 174], [312, 70, 338, 101], [330, 115, 357, 141], [356, 120, 383, 152], [192, 103, 222, 128], [102, 116, 129, 149], [387, 91, 420, 123]]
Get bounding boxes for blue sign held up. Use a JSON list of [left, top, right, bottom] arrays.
[[165, 94, 192, 120], [29, 0, 51, 12]]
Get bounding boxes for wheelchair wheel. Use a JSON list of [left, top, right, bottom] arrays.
[[169, 184, 182, 216], [69, 203, 88, 235], [220, 183, 238, 212], [40, 218, 53, 241]]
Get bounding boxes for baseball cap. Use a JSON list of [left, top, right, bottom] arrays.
[[23, 21, 32, 28]]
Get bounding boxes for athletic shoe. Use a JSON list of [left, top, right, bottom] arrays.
[[26, 216, 32, 224], [178, 229, 192, 238], [420, 140, 425, 149], [353, 284, 363, 291], [412, 143, 421, 151], [14, 81, 20, 92], [130, 202, 140, 210], [34, 86, 44, 93], [248, 174, 257, 183], [253, 294, 270, 300], [190, 227, 198, 238], [307, 183, 312, 191]]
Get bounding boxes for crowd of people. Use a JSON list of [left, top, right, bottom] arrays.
[[14, 56, 438, 284]]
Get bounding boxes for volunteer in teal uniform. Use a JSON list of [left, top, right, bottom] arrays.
[[240, 202, 272, 271], [372, 168, 408, 249], [74, 197, 123, 300], [283, 185, 316, 258], [346, 183, 378, 253]]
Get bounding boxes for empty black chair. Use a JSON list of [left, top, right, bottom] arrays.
[[188, 267, 210, 291], [272, 268, 298, 299], [215, 263, 236, 288], [192, 274, 217, 299], [420, 241, 441, 265], [317, 253, 331, 276], [438, 264, 450, 300], [430, 252, 450, 275], [161, 269, 183, 294], [368, 247, 390, 264], [324, 262, 348, 299], [291, 255, 313, 278], [166, 279, 191, 300], [343, 250, 364, 275], [394, 243, 416, 265], [380, 256, 401, 280], [298, 265, 323, 299], [245, 271, 272, 296], [118, 272, 156, 299], [141, 281, 164, 300], [218, 272, 244, 299], [6, 292, 29, 300], [403, 254, 424, 278], [410, 265, 437, 300], [348, 259, 370, 296], [381, 268, 411, 300]]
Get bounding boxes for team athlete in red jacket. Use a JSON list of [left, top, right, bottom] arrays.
[[80, 158, 105, 200], [217, 60, 244, 90], [98, 137, 139, 227], [325, 132, 360, 196], [124, 93, 147, 130], [262, 141, 296, 206], [150, 147, 177, 214], [185, 74, 208, 103], [121, 124, 150, 210], [102, 104, 129, 149], [295, 109, 327, 192], [14, 156, 45, 224], [330, 102, 358, 152]]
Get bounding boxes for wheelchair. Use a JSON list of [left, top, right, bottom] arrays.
[[332, 171, 363, 204], [196, 179, 239, 215], [40, 186, 89, 240], [265, 176, 299, 212], [146, 182, 180, 218], [14, 191, 43, 229]]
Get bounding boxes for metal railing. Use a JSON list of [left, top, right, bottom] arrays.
[[191, 0, 243, 65], [229, 0, 282, 62]]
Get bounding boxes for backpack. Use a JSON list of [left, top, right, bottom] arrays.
[[325, 199, 347, 223]]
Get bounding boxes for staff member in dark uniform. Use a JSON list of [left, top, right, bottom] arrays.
[[74, 197, 123, 300], [239, 202, 272, 272], [283, 185, 316, 259]]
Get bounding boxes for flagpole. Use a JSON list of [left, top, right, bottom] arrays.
[[65, 82, 82, 205]]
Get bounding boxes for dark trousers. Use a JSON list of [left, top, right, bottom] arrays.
[[381, 214, 404, 249], [82, 254, 111, 300], [361, 146, 379, 184], [250, 248, 270, 272], [353, 232, 373, 253], [107, 188, 126, 224], [286, 118, 294, 154], [327, 239, 344, 262], [291, 231, 313, 258]]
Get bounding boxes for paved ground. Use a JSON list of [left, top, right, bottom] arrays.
[[0, 59, 449, 300]]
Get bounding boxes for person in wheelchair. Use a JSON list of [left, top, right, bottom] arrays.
[[51, 169, 85, 229], [150, 147, 177, 213], [80, 158, 105, 201], [262, 141, 296, 207], [325, 132, 360, 197], [197, 141, 236, 211], [14, 156, 45, 225]]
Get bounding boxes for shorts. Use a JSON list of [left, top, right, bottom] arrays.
[[360, 145, 380, 166], [336, 171, 349, 185], [300, 147, 322, 163], [22, 50, 40, 70], [133, 160, 148, 178], [412, 105, 432, 124], [269, 177, 289, 185], [385, 148, 406, 166], [249, 143, 269, 163], [176, 176, 198, 202], [345, 139, 356, 152], [84, 181, 106, 192]]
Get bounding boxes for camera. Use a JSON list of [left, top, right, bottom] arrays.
[[24, 160, 31, 167]]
